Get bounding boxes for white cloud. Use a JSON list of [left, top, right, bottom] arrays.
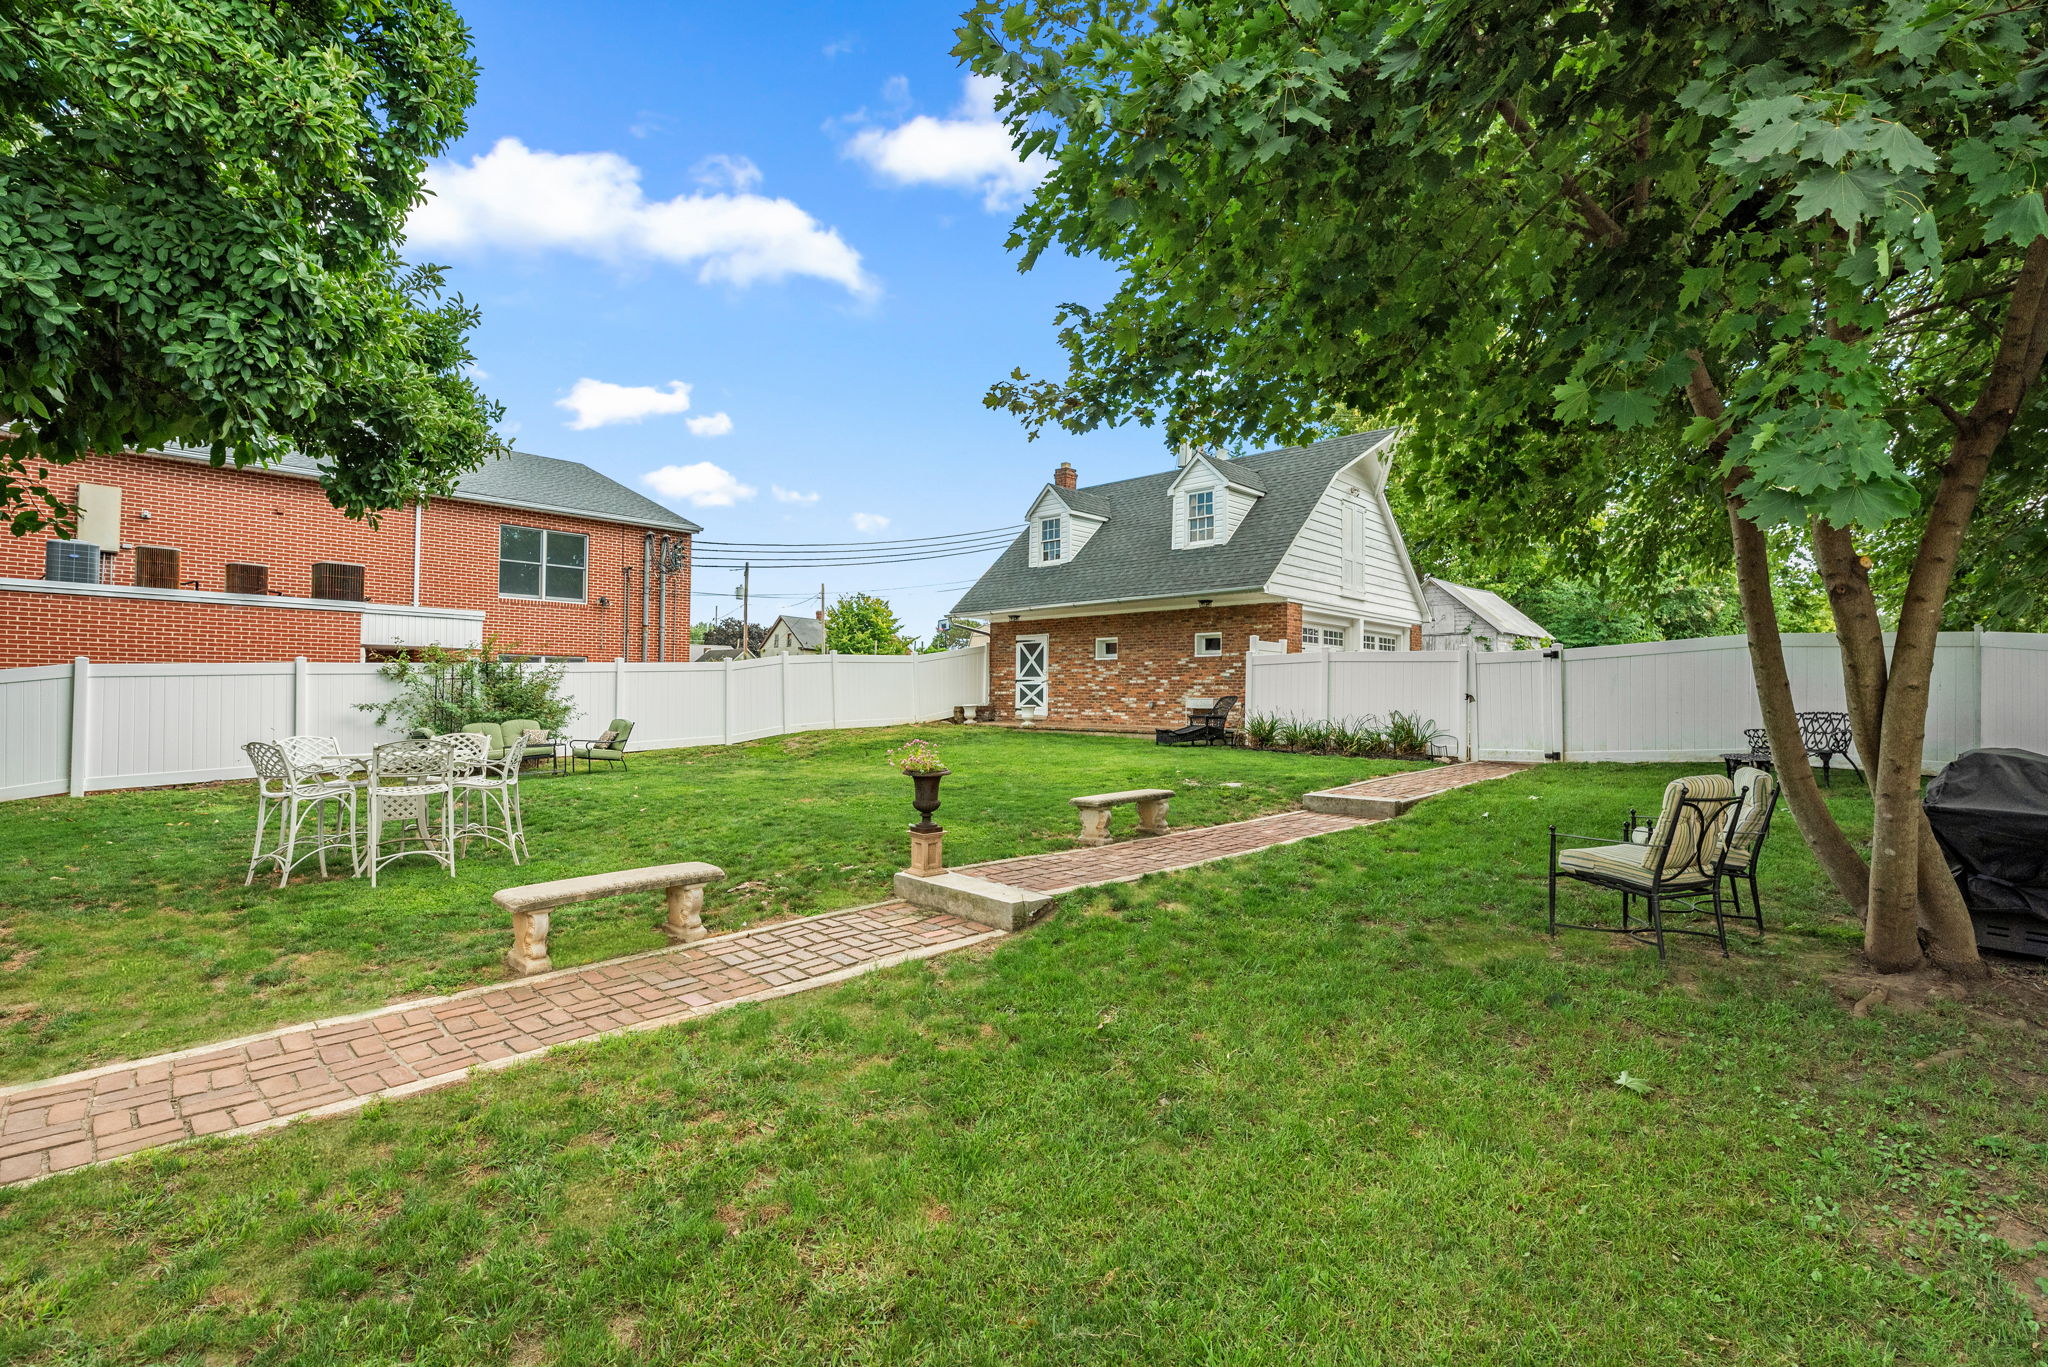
[[643, 462, 757, 508], [686, 412, 734, 438], [822, 36, 857, 59], [850, 512, 891, 533], [772, 484, 820, 504], [843, 76, 1049, 211], [692, 153, 762, 193], [557, 378, 695, 430], [408, 137, 875, 296]]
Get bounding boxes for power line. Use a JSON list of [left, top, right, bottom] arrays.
[[694, 524, 1019, 549], [693, 541, 1015, 570]]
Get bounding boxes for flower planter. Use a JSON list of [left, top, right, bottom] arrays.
[[906, 767, 949, 832]]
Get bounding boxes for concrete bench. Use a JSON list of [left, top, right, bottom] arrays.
[[494, 861, 725, 977], [1069, 788, 1173, 846]]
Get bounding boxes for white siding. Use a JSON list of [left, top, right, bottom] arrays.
[[1167, 458, 1260, 549], [1264, 463, 1422, 626], [1026, 491, 1104, 566]]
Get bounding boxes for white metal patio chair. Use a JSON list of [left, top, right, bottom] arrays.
[[242, 740, 360, 887], [279, 735, 364, 786], [362, 737, 460, 886], [453, 735, 530, 862]]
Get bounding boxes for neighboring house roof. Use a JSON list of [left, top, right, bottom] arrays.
[[770, 614, 826, 649], [953, 429, 1398, 616], [1428, 578, 1551, 639], [153, 442, 702, 535], [696, 645, 745, 661]]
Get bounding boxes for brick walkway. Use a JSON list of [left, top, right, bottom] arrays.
[[965, 809, 1368, 893], [0, 761, 1531, 1187], [1306, 760, 1531, 803], [0, 904, 996, 1186]]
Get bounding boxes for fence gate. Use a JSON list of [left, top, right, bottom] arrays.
[[1472, 650, 1560, 761]]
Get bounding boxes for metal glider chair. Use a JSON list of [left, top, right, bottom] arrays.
[[1547, 775, 1750, 959]]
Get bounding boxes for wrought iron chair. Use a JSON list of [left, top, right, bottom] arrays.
[[1719, 765, 1780, 934], [1548, 774, 1749, 959], [243, 740, 360, 886], [1154, 695, 1239, 747], [1797, 711, 1863, 787], [362, 737, 460, 886], [453, 735, 530, 862]]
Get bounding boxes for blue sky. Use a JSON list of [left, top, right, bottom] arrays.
[[406, 0, 1167, 641]]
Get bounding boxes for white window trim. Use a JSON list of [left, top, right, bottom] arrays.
[[1093, 637, 1118, 660], [1193, 631, 1224, 657], [499, 524, 590, 604], [1186, 489, 1216, 544], [1038, 516, 1063, 564]]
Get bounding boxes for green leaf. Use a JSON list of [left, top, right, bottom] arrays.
[[1791, 167, 1886, 231], [1867, 121, 1940, 172], [1593, 388, 1658, 430], [1984, 192, 2048, 248], [1615, 1072, 1653, 1095]]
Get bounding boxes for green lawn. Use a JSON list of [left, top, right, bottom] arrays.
[[2, 752, 2044, 1364], [0, 726, 1414, 1083]]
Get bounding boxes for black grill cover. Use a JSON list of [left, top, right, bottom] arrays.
[[1923, 748, 2048, 920]]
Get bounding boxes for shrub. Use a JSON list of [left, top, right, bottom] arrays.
[[1243, 713, 1284, 748], [355, 636, 574, 737], [1385, 710, 1449, 757]]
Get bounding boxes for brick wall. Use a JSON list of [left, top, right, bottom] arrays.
[[1, 452, 689, 665], [0, 591, 362, 668], [987, 602, 1299, 729]]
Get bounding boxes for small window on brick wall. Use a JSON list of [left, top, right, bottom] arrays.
[[134, 546, 180, 589], [1193, 631, 1223, 657], [311, 562, 366, 601], [1094, 637, 1118, 660]]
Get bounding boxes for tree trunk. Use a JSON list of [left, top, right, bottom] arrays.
[[1687, 357, 1872, 910], [1866, 227, 2048, 971], [1812, 520, 1981, 969]]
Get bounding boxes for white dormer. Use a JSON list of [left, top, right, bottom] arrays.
[[1168, 454, 1263, 550], [1026, 485, 1108, 567]]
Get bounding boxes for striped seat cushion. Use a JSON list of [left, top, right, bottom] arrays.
[[1558, 842, 1713, 890]]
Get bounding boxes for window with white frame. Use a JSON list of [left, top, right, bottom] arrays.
[[1094, 637, 1118, 660], [1186, 489, 1216, 543], [1366, 633, 1400, 651], [1040, 517, 1062, 562], [499, 525, 587, 601], [1193, 631, 1223, 657], [1303, 625, 1347, 649]]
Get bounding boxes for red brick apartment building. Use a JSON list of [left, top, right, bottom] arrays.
[[0, 445, 699, 668], [953, 431, 1429, 730]]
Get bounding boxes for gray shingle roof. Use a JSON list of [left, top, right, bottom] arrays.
[[772, 613, 827, 648], [953, 429, 1397, 616], [156, 443, 701, 534]]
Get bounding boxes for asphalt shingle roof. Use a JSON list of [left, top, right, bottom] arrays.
[[156, 443, 701, 534], [953, 429, 1397, 616], [772, 614, 827, 648], [1428, 579, 1552, 639]]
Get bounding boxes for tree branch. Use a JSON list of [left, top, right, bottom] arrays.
[[1494, 98, 1626, 245]]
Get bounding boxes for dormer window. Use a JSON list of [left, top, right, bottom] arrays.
[[1040, 517, 1063, 562], [1187, 490, 1215, 543]]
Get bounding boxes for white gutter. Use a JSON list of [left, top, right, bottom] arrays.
[[411, 502, 422, 606]]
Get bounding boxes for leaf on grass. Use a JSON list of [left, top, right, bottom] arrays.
[[1614, 1071, 1653, 1095]]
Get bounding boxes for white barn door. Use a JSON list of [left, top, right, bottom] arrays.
[[1014, 635, 1049, 713]]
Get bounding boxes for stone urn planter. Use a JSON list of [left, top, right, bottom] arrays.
[[906, 767, 950, 832]]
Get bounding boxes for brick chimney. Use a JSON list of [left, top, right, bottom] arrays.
[[1054, 461, 1077, 489]]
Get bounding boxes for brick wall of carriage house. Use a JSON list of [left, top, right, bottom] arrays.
[[0, 591, 363, 667], [0, 451, 686, 664], [986, 602, 1299, 730]]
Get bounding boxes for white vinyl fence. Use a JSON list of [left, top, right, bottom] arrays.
[[0, 648, 988, 802], [1246, 631, 2048, 770]]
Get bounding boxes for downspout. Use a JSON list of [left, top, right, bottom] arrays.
[[411, 502, 422, 606], [640, 532, 653, 662], [657, 535, 670, 662]]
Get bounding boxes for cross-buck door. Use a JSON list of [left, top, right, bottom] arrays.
[[1014, 635, 1049, 713]]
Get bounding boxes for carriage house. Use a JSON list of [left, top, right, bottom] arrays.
[[952, 429, 1429, 730]]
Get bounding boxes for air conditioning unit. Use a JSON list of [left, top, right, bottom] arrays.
[[225, 562, 270, 595], [45, 540, 100, 584]]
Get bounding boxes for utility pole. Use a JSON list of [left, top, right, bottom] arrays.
[[740, 562, 752, 655], [819, 582, 826, 618]]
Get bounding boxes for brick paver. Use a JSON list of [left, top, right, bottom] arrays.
[[0, 904, 996, 1186], [0, 761, 1532, 1187], [1308, 760, 1533, 803], [964, 809, 1370, 893]]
